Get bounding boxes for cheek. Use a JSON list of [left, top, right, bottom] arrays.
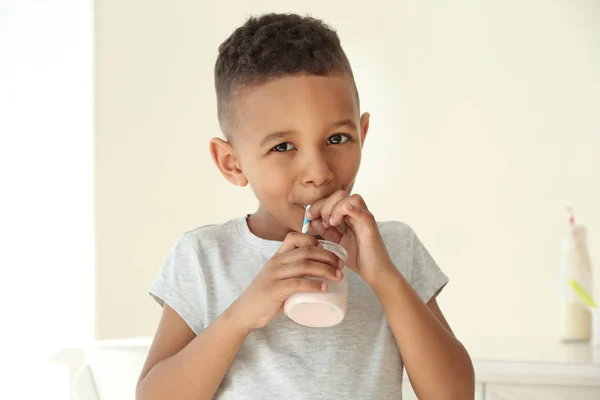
[[335, 149, 361, 181], [247, 160, 293, 200]]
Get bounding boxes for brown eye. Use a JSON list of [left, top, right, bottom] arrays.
[[272, 142, 295, 152], [327, 134, 349, 145]]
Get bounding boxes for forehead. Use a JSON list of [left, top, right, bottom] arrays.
[[231, 75, 358, 141]]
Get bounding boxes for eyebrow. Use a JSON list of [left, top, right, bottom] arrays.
[[259, 118, 357, 147], [329, 118, 357, 131], [259, 130, 296, 147]]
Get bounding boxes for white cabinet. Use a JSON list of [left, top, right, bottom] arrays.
[[486, 384, 600, 400], [401, 337, 600, 399]]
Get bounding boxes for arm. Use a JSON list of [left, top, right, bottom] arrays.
[[372, 266, 475, 400], [304, 192, 474, 398], [137, 232, 341, 400], [136, 304, 250, 400]]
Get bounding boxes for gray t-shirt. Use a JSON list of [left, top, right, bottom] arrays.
[[149, 216, 448, 399]]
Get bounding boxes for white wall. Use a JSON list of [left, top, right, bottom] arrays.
[[1, 0, 94, 398], [96, 0, 600, 340]]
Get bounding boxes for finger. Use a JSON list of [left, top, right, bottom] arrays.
[[322, 226, 344, 243], [277, 260, 343, 282], [308, 219, 327, 236], [278, 245, 344, 269], [329, 194, 368, 227], [277, 231, 319, 254], [280, 278, 327, 295], [309, 189, 348, 228], [308, 220, 344, 244], [343, 202, 377, 236]]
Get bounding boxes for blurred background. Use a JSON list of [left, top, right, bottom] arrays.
[[1, 0, 599, 398]]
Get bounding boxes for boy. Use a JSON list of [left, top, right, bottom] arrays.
[[137, 13, 474, 400]]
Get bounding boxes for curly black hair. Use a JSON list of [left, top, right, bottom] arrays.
[[215, 13, 357, 134]]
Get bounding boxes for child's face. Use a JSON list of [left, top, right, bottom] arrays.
[[211, 74, 369, 233]]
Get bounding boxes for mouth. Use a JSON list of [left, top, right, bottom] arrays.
[[292, 187, 348, 209], [293, 200, 320, 208], [293, 193, 339, 208]]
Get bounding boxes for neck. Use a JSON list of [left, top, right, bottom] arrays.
[[247, 205, 295, 242]]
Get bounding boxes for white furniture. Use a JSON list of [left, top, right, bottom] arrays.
[[71, 337, 600, 400], [404, 337, 600, 400], [72, 337, 152, 400]]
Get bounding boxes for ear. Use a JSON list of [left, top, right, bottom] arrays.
[[359, 112, 370, 148], [209, 137, 248, 187]]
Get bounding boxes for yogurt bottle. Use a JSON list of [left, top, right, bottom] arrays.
[[283, 240, 348, 328]]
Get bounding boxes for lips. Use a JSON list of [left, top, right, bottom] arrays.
[[292, 187, 347, 208], [293, 201, 316, 209], [293, 193, 336, 207]]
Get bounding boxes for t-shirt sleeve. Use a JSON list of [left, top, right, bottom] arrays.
[[408, 228, 449, 304], [149, 234, 206, 334]]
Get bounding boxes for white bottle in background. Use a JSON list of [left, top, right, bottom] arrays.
[[558, 207, 593, 341]]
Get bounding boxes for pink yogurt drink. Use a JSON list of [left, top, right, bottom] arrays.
[[283, 240, 348, 328]]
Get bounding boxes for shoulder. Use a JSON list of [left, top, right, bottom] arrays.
[[157, 218, 244, 281], [376, 220, 417, 245], [375, 220, 418, 273], [178, 217, 243, 251]]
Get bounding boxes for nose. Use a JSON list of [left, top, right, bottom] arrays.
[[300, 151, 334, 187]]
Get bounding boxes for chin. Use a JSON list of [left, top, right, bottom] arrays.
[[288, 204, 307, 228]]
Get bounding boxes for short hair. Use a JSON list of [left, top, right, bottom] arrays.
[[214, 13, 358, 134]]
